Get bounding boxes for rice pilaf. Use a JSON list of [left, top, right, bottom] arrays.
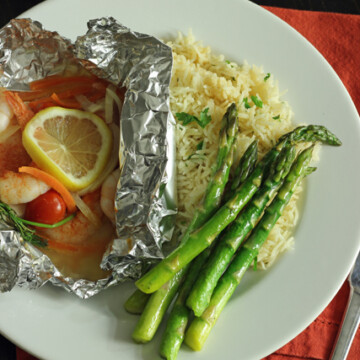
[[168, 32, 302, 269]]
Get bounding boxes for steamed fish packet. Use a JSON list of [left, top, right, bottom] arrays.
[[0, 18, 176, 298]]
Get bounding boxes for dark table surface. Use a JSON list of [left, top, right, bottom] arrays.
[[0, 1, 359, 359]]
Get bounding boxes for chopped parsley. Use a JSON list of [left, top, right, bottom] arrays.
[[243, 97, 251, 109], [175, 112, 197, 126], [225, 60, 235, 68], [186, 140, 205, 160], [264, 73, 271, 81], [175, 108, 212, 128], [251, 95, 263, 108], [243, 96, 263, 109], [198, 108, 212, 128], [196, 140, 204, 150], [272, 115, 280, 120]]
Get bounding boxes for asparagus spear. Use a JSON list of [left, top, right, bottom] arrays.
[[158, 141, 259, 359], [184, 146, 314, 351], [132, 269, 184, 343], [131, 103, 239, 342], [135, 124, 341, 294], [280, 125, 341, 146], [159, 248, 211, 360], [124, 289, 151, 315], [182, 102, 239, 237], [223, 139, 258, 202], [186, 144, 296, 316]]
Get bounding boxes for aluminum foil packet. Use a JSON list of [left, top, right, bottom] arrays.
[[0, 18, 177, 298]]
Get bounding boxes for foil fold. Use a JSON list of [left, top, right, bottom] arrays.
[[0, 18, 176, 298]]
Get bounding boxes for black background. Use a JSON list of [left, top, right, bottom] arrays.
[[1, 1, 359, 359], [1, 0, 360, 27]]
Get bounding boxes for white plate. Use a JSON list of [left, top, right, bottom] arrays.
[[1, 1, 360, 359]]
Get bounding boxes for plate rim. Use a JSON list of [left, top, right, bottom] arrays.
[[1, 0, 360, 359]]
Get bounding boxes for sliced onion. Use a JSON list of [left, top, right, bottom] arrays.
[[77, 123, 120, 196], [105, 84, 123, 124], [71, 192, 102, 227], [75, 94, 105, 113], [0, 125, 20, 143]]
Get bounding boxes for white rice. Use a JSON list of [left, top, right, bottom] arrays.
[[168, 31, 303, 269]]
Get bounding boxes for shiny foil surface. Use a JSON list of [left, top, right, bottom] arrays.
[[0, 18, 176, 298]]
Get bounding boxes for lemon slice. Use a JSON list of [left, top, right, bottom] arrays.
[[22, 106, 113, 191]]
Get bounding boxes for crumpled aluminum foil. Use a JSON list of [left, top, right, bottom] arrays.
[[0, 18, 177, 298]]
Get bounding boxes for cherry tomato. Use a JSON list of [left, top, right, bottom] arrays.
[[24, 190, 66, 225]]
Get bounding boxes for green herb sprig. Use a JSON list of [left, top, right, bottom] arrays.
[[0, 201, 76, 247], [0, 202, 47, 247], [176, 108, 212, 128]]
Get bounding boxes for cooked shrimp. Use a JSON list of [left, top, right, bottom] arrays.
[[100, 168, 120, 225], [0, 91, 32, 172], [4, 91, 34, 130], [0, 170, 50, 205], [39, 190, 112, 245], [0, 110, 31, 173], [0, 91, 13, 133], [38, 190, 115, 281]]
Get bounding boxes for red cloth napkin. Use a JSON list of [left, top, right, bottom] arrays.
[[263, 281, 360, 360], [16, 6, 360, 360], [265, 6, 360, 116]]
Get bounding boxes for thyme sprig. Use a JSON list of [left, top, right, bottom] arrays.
[[0, 201, 47, 247]]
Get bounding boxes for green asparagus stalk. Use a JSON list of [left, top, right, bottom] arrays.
[[135, 125, 341, 295], [184, 146, 314, 351], [186, 144, 296, 316], [158, 140, 259, 359], [182, 102, 239, 237], [280, 125, 341, 146], [124, 289, 151, 315], [131, 104, 239, 342], [159, 248, 211, 360], [223, 140, 258, 202], [132, 269, 184, 343]]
